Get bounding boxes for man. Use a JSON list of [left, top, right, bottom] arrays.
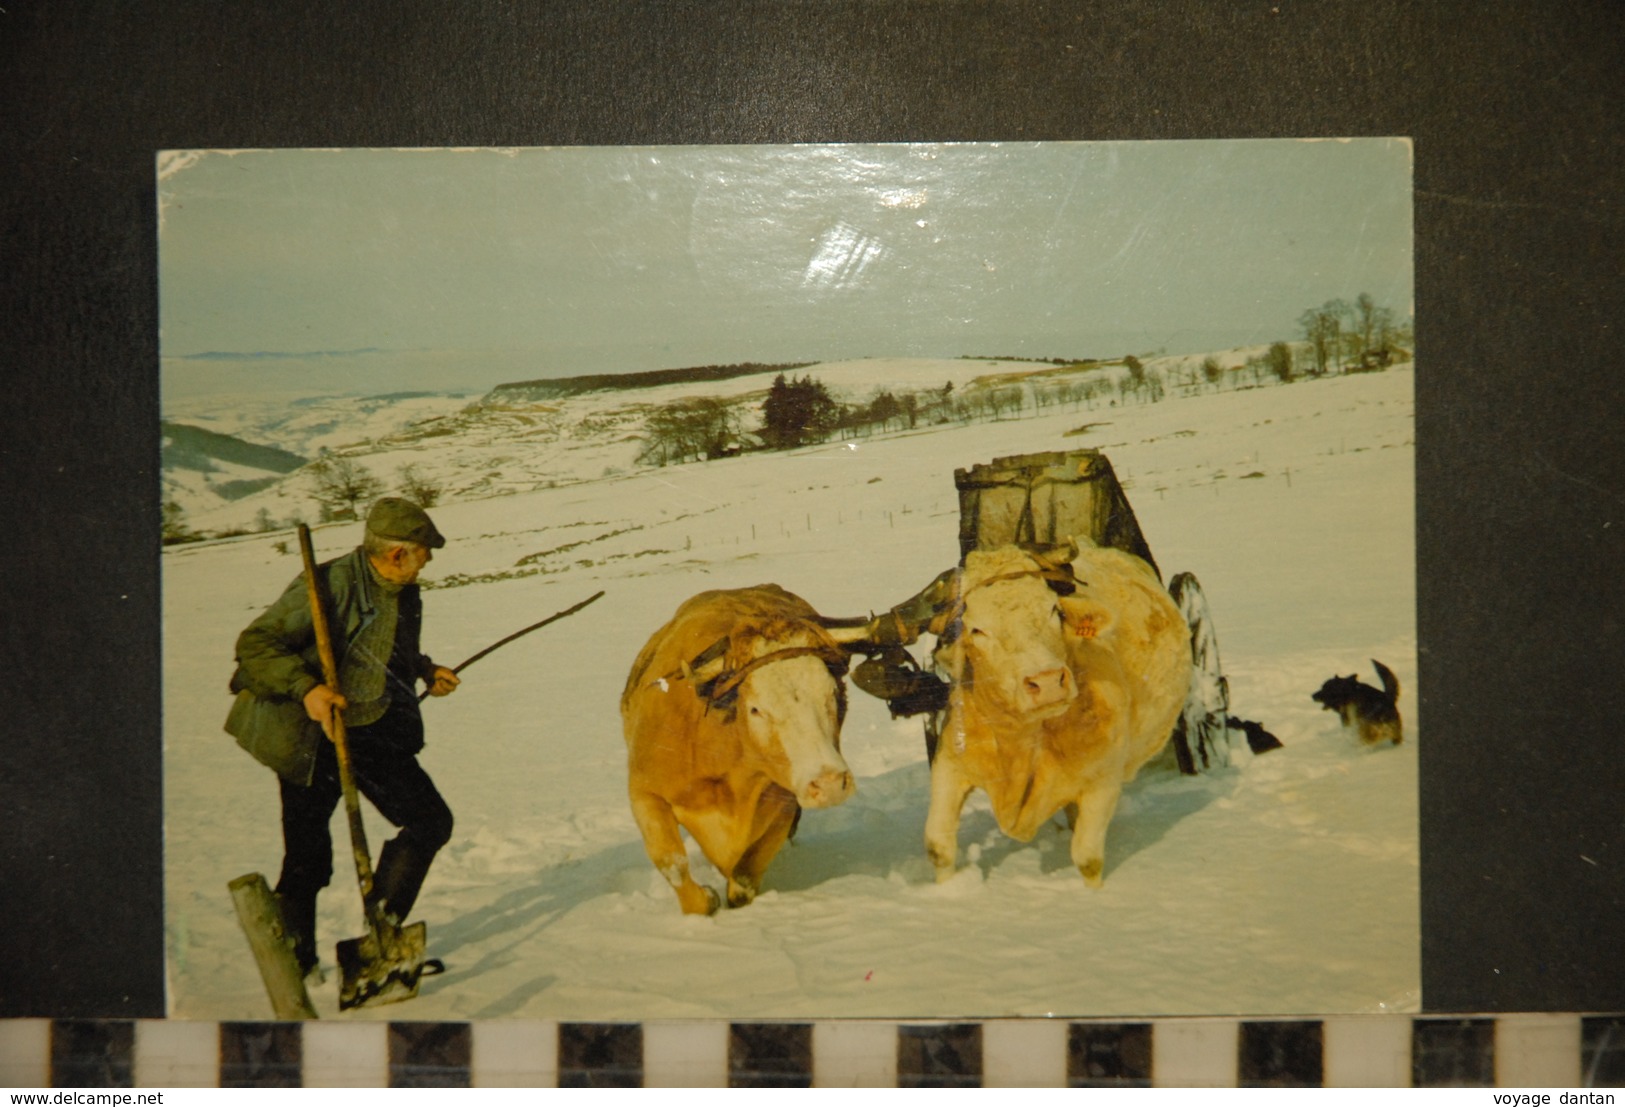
[[225, 497, 460, 977]]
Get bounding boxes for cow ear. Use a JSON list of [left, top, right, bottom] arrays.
[[1059, 595, 1115, 639], [1038, 537, 1080, 565]]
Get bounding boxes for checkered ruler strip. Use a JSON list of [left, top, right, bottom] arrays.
[[1, 1016, 1621, 1088]]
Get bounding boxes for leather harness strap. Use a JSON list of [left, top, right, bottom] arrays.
[[656, 640, 850, 712], [936, 561, 1081, 638], [654, 552, 1080, 704], [696, 644, 850, 709]]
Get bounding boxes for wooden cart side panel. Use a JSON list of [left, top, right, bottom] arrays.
[[954, 450, 1158, 577]]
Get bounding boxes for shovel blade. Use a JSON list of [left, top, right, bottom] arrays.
[[336, 919, 430, 1011]]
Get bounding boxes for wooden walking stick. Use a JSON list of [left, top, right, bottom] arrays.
[[417, 590, 605, 702]]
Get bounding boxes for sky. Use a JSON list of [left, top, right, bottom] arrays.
[[157, 140, 1412, 400]]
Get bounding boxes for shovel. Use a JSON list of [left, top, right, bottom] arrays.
[[298, 524, 441, 1010]]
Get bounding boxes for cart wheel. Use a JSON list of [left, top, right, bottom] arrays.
[[1168, 571, 1233, 774]]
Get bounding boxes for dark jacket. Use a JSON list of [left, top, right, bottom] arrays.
[[225, 546, 432, 785]]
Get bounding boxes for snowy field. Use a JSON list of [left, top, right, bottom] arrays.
[[163, 359, 1418, 1021]]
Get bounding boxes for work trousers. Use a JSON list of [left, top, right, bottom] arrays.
[[274, 711, 453, 970]]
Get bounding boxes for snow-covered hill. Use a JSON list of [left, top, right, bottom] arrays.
[[160, 352, 1282, 536], [162, 355, 1418, 1021], [160, 389, 480, 523]]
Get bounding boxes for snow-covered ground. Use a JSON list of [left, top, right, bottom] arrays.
[[163, 359, 1417, 1021]]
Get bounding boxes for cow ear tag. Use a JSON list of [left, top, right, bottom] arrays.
[[1060, 596, 1114, 639]]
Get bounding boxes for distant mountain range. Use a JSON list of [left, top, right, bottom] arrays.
[[171, 347, 385, 361]]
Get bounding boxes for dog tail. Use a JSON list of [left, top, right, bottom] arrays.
[[1372, 659, 1400, 702]]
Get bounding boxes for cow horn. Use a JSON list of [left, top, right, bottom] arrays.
[[1035, 537, 1080, 565], [824, 620, 882, 648], [686, 636, 732, 682]]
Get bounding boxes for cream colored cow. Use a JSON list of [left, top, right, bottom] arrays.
[[926, 541, 1191, 886], [621, 585, 856, 915]]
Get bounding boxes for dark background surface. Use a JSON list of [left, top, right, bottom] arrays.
[[1, 1, 1620, 1018]]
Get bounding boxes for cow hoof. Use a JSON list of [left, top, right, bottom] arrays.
[[679, 884, 722, 915], [1078, 858, 1104, 887], [726, 878, 757, 908]]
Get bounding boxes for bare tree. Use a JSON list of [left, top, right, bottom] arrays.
[[398, 463, 444, 508], [1299, 305, 1344, 376], [638, 396, 739, 466], [1354, 293, 1378, 358], [162, 500, 192, 545], [1326, 298, 1353, 372], [985, 386, 1024, 420], [1372, 304, 1397, 354], [309, 454, 383, 520]]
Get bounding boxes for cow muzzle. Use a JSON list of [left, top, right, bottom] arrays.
[[798, 766, 855, 809], [1021, 666, 1074, 713]]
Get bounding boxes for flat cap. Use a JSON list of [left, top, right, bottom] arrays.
[[366, 496, 446, 549]]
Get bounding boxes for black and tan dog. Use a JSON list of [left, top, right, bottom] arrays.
[[1312, 660, 1403, 746]]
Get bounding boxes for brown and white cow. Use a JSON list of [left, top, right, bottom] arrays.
[[621, 585, 857, 915], [925, 541, 1191, 887]]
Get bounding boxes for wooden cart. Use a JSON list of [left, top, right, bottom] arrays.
[[854, 448, 1239, 774]]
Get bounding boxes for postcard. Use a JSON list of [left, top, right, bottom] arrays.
[[159, 140, 1415, 1021]]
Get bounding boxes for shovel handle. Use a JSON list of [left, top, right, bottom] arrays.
[[298, 525, 378, 910]]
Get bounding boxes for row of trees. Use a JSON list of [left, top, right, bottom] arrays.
[[636, 363, 1179, 468], [162, 457, 446, 545], [632, 306, 1410, 470], [1299, 293, 1409, 376], [634, 397, 738, 467], [307, 455, 445, 518], [1175, 344, 1297, 392]]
